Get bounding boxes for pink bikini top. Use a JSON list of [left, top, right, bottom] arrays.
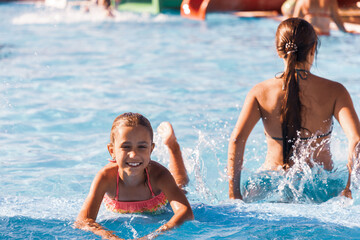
[[103, 168, 168, 214]]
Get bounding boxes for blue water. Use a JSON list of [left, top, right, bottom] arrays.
[[1, 2, 360, 239]]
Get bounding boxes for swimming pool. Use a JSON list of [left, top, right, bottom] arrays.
[[1, 2, 360, 239]]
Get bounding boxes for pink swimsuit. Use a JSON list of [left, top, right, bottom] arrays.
[[103, 168, 168, 214]]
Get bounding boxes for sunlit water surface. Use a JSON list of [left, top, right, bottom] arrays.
[[1, 2, 360, 239]]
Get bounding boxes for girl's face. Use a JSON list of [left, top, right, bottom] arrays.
[[108, 125, 154, 176]]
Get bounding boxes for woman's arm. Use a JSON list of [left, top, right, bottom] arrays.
[[292, 0, 305, 18], [329, 0, 348, 32], [228, 89, 261, 199], [75, 169, 123, 240], [333, 84, 360, 199]]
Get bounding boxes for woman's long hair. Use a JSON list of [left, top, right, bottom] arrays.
[[275, 18, 318, 166]]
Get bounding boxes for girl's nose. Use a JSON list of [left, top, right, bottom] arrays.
[[128, 150, 137, 158]]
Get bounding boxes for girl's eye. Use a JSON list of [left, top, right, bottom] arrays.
[[121, 145, 131, 149], [139, 145, 147, 149]]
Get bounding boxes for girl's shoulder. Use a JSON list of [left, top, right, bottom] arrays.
[[147, 160, 173, 187], [96, 162, 118, 181], [148, 160, 169, 176], [88, 163, 117, 194]]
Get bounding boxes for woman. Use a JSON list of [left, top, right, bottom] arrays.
[[227, 18, 360, 201], [293, 0, 348, 35]]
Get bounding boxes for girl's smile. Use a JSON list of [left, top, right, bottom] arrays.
[[126, 162, 142, 167]]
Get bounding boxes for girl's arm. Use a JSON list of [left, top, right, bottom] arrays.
[[333, 84, 360, 199], [143, 168, 193, 239], [75, 169, 123, 240], [228, 88, 261, 199]]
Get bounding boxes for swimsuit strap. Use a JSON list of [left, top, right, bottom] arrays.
[[145, 168, 156, 197], [267, 134, 283, 141], [265, 121, 333, 141], [299, 121, 333, 140], [115, 170, 120, 201], [295, 69, 309, 81]]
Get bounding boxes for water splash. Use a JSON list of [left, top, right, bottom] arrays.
[[243, 134, 349, 203], [350, 142, 360, 203], [124, 216, 139, 239], [152, 125, 229, 204]]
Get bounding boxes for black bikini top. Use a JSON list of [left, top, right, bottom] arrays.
[[265, 121, 333, 141]]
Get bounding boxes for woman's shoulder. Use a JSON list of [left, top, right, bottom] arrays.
[[253, 77, 278, 88], [312, 75, 347, 92], [307, 76, 350, 105], [250, 77, 282, 97], [261, 77, 283, 88]]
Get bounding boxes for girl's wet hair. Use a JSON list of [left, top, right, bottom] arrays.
[[110, 112, 153, 143], [275, 18, 318, 167]]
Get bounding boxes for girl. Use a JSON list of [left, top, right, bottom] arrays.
[[227, 18, 360, 201], [76, 112, 193, 239]]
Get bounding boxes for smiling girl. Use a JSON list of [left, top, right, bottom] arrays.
[[76, 112, 193, 239]]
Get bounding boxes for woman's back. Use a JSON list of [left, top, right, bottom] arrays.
[[253, 73, 342, 170]]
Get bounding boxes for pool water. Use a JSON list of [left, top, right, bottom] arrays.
[[1, 2, 360, 239]]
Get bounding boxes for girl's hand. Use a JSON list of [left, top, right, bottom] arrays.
[[135, 225, 168, 240], [157, 122, 177, 146], [340, 188, 352, 199], [135, 234, 157, 240]]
